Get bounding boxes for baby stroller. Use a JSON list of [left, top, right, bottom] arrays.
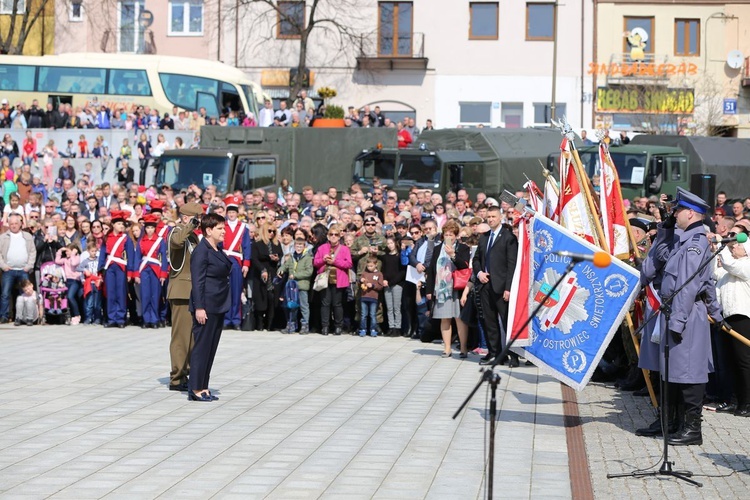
[[38, 262, 71, 325]]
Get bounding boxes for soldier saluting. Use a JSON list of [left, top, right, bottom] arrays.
[[166, 202, 204, 393]]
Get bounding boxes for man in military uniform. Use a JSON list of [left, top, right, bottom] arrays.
[[166, 202, 203, 392], [638, 187, 723, 445], [350, 216, 385, 275]]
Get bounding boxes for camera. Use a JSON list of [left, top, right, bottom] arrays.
[[190, 216, 200, 227]]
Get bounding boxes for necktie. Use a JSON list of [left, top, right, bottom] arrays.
[[486, 231, 495, 273]]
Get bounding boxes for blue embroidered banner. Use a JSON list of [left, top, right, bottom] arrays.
[[521, 216, 640, 391]]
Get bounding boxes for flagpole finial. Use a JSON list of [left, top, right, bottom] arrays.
[[551, 116, 576, 142], [594, 128, 607, 143]]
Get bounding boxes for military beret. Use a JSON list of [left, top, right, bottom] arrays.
[[179, 202, 204, 217]]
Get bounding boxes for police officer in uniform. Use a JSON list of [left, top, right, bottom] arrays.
[[166, 202, 203, 392], [642, 188, 723, 446]]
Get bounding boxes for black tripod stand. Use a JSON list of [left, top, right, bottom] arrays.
[[453, 259, 577, 499], [608, 240, 728, 487]]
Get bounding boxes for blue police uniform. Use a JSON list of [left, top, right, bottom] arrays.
[[645, 187, 723, 446]]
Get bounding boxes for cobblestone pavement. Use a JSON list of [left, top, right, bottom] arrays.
[[0, 326, 570, 499], [577, 381, 750, 499]]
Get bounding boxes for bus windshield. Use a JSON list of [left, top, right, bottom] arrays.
[[158, 155, 232, 192]]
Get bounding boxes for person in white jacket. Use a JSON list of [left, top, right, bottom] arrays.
[[714, 222, 750, 417]]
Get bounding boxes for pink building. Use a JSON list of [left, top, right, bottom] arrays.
[[54, 0, 218, 60]]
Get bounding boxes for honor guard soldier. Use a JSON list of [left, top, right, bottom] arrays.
[[644, 187, 723, 446], [150, 200, 172, 327], [135, 213, 168, 329], [222, 195, 252, 330], [99, 210, 136, 328], [166, 202, 203, 392]]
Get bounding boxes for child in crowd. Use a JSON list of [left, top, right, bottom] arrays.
[[78, 134, 89, 158], [62, 139, 76, 159], [3, 192, 24, 225], [278, 237, 313, 334], [358, 255, 384, 337], [381, 236, 406, 336], [14, 280, 38, 326], [41, 140, 56, 188], [79, 240, 103, 325], [41, 272, 65, 315]]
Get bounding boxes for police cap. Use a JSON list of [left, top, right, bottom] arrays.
[[675, 187, 709, 214]]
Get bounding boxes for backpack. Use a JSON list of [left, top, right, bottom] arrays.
[[285, 279, 300, 309]]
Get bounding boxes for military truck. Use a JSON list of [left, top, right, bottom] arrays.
[[353, 128, 565, 198], [153, 126, 397, 193], [546, 135, 750, 202]]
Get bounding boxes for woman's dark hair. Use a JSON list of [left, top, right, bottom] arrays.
[[281, 226, 295, 238], [294, 227, 309, 241], [201, 212, 225, 234], [345, 222, 358, 233], [310, 223, 328, 250]]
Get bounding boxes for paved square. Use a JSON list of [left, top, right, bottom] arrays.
[[0, 326, 570, 499]]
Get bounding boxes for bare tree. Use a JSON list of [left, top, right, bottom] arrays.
[[0, 0, 53, 55], [691, 73, 730, 137], [236, 0, 366, 98]]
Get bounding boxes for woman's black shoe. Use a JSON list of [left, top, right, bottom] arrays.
[[716, 402, 737, 413], [734, 403, 750, 417], [188, 391, 213, 402]]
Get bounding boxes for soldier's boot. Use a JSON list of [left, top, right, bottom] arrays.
[[668, 413, 702, 446], [635, 402, 681, 437]]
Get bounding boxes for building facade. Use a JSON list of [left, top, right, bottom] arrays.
[[222, 0, 595, 129], [53, 0, 218, 60], [0, 0, 55, 55], [593, 0, 750, 137]]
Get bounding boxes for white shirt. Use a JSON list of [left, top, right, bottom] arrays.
[[6, 231, 28, 270], [259, 108, 274, 127]]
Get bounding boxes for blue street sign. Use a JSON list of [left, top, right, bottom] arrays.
[[724, 98, 738, 115]]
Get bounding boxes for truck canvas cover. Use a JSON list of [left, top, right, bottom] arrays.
[[631, 135, 750, 198], [414, 128, 565, 193], [200, 126, 398, 190]]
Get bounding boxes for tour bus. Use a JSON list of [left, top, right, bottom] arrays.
[[0, 53, 262, 118]]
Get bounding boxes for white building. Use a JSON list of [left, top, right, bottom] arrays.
[[222, 0, 595, 129]]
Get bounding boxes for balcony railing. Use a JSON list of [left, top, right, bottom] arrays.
[[356, 32, 427, 70], [602, 53, 675, 86]]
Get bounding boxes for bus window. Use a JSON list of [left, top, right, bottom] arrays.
[[221, 82, 241, 113], [108, 69, 152, 96], [159, 72, 220, 113], [38, 66, 106, 94], [398, 155, 440, 188], [0, 65, 35, 91], [241, 84, 260, 116]]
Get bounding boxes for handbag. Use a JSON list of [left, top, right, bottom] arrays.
[[452, 268, 471, 291], [313, 270, 329, 292]]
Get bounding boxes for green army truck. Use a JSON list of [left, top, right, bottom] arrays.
[[548, 135, 750, 202], [153, 126, 397, 193], [353, 128, 565, 199]]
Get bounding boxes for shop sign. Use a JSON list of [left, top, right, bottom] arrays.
[[587, 62, 698, 78], [596, 87, 694, 114]]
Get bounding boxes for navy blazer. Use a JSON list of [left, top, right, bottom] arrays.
[[190, 238, 233, 314]]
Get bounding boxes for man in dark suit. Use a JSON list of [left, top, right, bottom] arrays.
[[188, 212, 233, 402], [473, 206, 518, 366], [82, 195, 99, 222]]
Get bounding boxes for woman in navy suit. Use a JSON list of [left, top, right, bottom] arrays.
[[188, 213, 233, 402]]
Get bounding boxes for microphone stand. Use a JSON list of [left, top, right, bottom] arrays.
[[453, 259, 578, 499], [608, 239, 728, 488]]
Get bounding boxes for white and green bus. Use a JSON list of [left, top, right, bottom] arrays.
[[0, 52, 262, 117]]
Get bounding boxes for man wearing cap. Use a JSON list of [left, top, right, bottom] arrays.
[[98, 210, 136, 328], [166, 202, 203, 392], [640, 187, 723, 445], [150, 200, 172, 327], [351, 216, 385, 275], [134, 214, 168, 329], [222, 195, 252, 330]]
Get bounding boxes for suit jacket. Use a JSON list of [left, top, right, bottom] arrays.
[[473, 226, 518, 296], [167, 221, 199, 300], [424, 241, 470, 296], [190, 238, 232, 314]]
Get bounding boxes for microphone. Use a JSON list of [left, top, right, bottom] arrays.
[[710, 233, 748, 245], [554, 250, 612, 268]]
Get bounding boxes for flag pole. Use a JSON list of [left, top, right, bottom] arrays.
[[599, 139, 658, 408], [569, 142, 607, 248]]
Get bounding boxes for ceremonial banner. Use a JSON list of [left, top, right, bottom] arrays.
[[558, 139, 597, 245], [598, 143, 629, 256], [544, 177, 559, 222], [524, 180, 543, 213], [520, 216, 640, 391], [508, 214, 533, 346]]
